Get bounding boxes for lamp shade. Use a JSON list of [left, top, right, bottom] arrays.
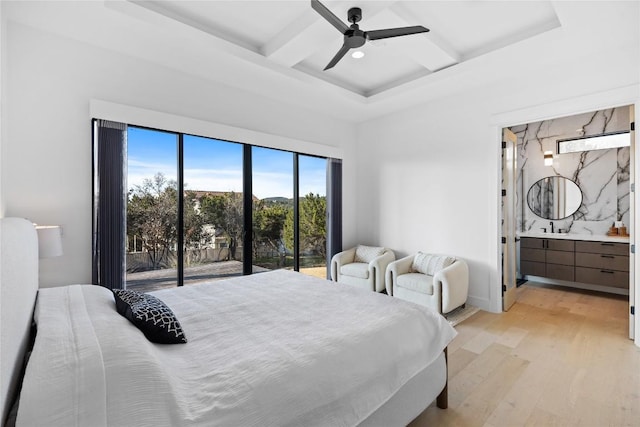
[[36, 225, 63, 258], [543, 151, 553, 166]]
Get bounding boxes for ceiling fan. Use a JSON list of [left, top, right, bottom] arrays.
[[311, 0, 430, 70]]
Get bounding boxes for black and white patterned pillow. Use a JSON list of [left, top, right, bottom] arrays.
[[112, 290, 187, 344]]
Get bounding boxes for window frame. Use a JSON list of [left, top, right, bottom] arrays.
[[556, 130, 631, 154], [97, 121, 335, 288]]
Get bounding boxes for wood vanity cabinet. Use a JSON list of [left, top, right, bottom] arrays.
[[520, 237, 629, 290], [520, 237, 575, 281], [575, 241, 629, 289]]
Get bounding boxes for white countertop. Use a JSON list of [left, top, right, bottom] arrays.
[[517, 231, 630, 243]]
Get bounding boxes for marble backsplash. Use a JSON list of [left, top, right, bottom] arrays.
[[510, 106, 631, 235]]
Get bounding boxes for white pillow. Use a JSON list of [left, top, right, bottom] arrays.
[[354, 245, 385, 263], [411, 252, 455, 276]]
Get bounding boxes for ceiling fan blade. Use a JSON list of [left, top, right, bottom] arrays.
[[324, 44, 350, 70], [311, 0, 349, 34], [366, 26, 429, 41]]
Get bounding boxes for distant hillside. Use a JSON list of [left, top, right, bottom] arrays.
[[261, 197, 292, 204], [261, 195, 326, 204]]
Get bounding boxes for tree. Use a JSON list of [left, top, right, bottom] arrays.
[[127, 173, 209, 270], [284, 193, 326, 258], [200, 192, 244, 260], [127, 173, 178, 270], [253, 200, 289, 265], [183, 190, 210, 264]]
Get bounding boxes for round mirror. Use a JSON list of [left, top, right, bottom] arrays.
[[526, 176, 582, 220]]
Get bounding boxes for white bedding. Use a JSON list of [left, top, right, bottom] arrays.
[[17, 270, 456, 426]]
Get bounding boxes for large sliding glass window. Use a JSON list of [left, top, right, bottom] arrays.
[[183, 135, 244, 282], [104, 124, 338, 291], [252, 147, 293, 271], [298, 155, 327, 278], [126, 127, 179, 292]]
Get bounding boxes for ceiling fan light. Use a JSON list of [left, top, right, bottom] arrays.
[[351, 50, 365, 59]]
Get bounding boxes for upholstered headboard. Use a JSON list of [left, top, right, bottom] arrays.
[[0, 218, 39, 424]]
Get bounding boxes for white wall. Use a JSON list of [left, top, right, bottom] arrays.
[[355, 45, 640, 312], [0, 3, 4, 218], [2, 21, 356, 287]]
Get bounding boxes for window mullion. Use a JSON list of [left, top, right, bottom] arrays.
[[294, 154, 300, 271], [243, 144, 253, 275], [177, 133, 184, 286]]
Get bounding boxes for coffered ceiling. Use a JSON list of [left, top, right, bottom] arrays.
[[4, 1, 638, 122], [132, 0, 561, 97]]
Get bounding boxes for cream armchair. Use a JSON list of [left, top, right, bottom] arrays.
[[386, 253, 469, 314], [330, 245, 395, 292]]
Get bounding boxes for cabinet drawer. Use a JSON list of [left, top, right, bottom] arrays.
[[575, 267, 629, 289], [546, 250, 574, 266], [547, 239, 574, 252], [575, 241, 628, 255], [521, 261, 545, 277], [575, 252, 629, 272], [521, 248, 545, 263], [519, 237, 574, 251], [546, 264, 574, 281], [520, 238, 545, 249]]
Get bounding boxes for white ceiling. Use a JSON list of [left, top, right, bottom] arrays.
[[4, 1, 639, 123], [133, 0, 561, 97]]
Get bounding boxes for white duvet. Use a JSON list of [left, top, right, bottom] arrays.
[[17, 270, 456, 426]]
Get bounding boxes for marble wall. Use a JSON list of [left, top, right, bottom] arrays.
[[510, 106, 631, 235]]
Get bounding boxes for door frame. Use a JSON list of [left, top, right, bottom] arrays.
[[502, 129, 517, 311], [490, 84, 640, 347]]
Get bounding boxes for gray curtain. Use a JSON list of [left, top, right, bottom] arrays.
[[326, 158, 342, 279], [92, 119, 127, 290]]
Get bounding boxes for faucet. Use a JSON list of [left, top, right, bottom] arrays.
[[549, 221, 554, 233]]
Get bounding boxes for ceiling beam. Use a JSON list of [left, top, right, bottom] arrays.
[[389, 2, 461, 65], [261, 10, 332, 67]]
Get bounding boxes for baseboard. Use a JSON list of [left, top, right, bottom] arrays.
[[466, 295, 492, 312]]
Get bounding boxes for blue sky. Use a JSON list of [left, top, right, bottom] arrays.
[[127, 127, 326, 199]]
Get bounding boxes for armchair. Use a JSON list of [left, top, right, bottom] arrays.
[[386, 253, 469, 314], [330, 245, 395, 292]]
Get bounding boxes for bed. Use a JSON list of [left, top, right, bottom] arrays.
[[1, 217, 456, 426]]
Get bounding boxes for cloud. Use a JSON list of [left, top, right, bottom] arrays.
[[127, 159, 325, 199], [183, 168, 243, 193], [127, 159, 176, 190]]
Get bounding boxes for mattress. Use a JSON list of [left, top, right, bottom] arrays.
[[17, 270, 456, 426]]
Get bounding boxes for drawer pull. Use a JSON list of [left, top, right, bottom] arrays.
[[600, 255, 615, 259], [600, 270, 615, 274], [601, 243, 614, 246]]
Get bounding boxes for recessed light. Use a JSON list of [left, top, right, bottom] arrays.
[[351, 51, 365, 59]]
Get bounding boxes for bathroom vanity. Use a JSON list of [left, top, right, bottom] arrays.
[[519, 232, 630, 293]]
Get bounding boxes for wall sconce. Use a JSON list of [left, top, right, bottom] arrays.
[[543, 151, 553, 166], [35, 225, 63, 258]]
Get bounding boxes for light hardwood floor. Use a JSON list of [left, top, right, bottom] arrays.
[[411, 282, 640, 427]]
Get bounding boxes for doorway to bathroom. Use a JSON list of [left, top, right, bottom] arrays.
[[499, 102, 636, 341]]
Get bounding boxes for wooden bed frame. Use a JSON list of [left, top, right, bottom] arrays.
[[0, 217, 448, 425], [437, 348, 448, 409]]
